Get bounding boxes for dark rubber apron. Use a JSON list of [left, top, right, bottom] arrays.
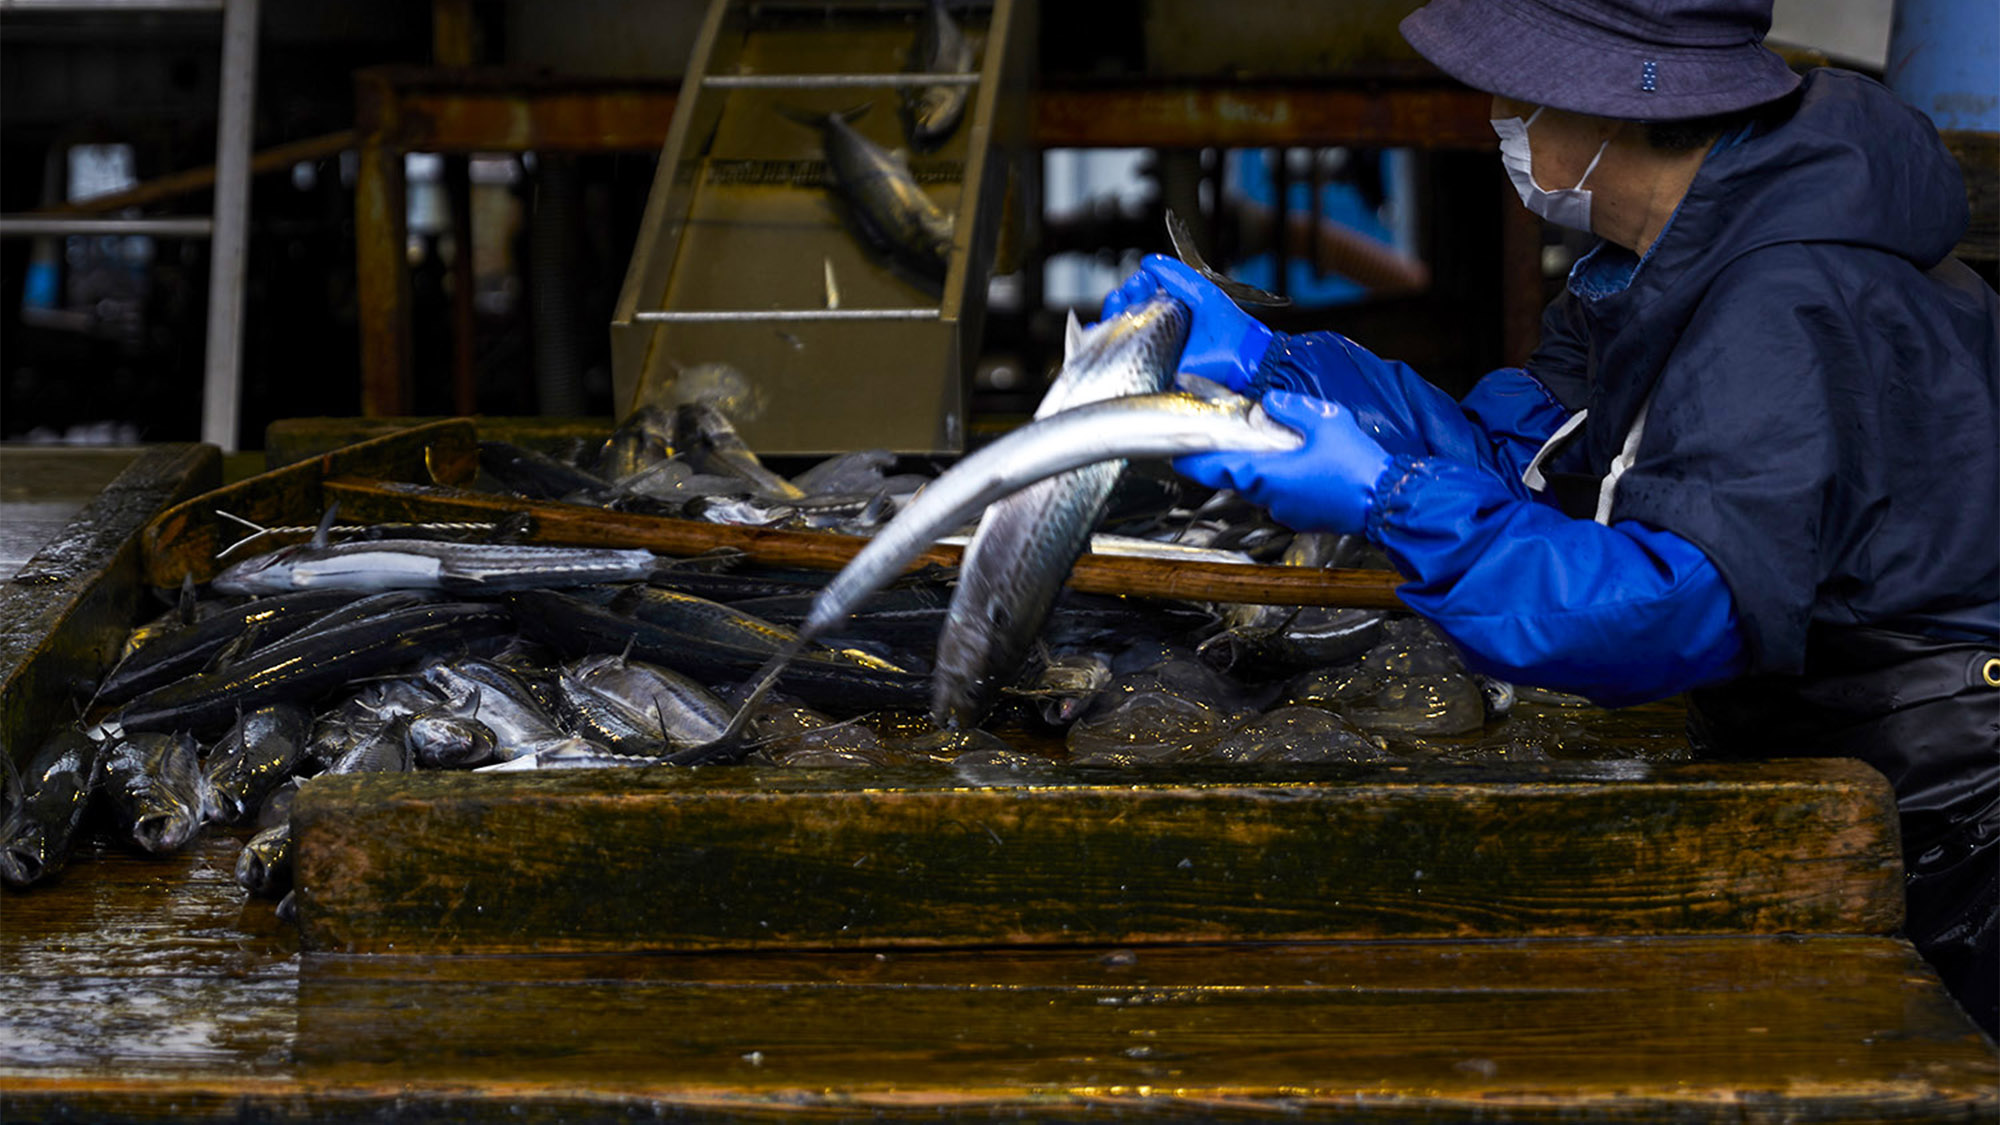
[[1526, 403, 2000, 1039]]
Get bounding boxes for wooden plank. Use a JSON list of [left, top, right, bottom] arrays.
[[322, 477, 1413, 610], [136, 419, 479, 590], [1, 444, 219, 757], [262, 415, 614, 470], [293, 760, 1904, 956], [5, 937, 1992, 1122]]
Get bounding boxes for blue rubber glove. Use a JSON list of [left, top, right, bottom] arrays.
[[1173, 390, 1393, 534], [1101, 255, 1273, 392]]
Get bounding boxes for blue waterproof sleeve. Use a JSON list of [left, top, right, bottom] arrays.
[[1366, 455, 1748, 707], [1254, 333, 1571, 492]]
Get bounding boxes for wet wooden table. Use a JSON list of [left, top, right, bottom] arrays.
[[1, 435, 1995, 1121], [3, 819, 1996, 1122]]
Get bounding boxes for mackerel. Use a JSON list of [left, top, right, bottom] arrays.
[[95, 589, 353, 704], [902, 0, 976, 151], [778, 102, 954, 283], [931, 297, 1184, 727], [201, 703, 310, 824], [797, 390, 1304, 647]]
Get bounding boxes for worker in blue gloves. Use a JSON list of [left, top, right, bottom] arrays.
[[1108, 0, 1999, 1035]]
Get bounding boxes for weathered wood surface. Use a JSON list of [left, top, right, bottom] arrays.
[[323, 475, 1413, 609], [1, 444, 218, 756], [263, 415, 618, 470], [137, 419, 479, 590], [294, 760, 1903, 956]]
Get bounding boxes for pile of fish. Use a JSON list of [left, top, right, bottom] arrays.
[[1, 218, 1681, 914]]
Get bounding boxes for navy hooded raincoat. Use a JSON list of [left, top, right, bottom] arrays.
[[1245, 68, 1999, 1033]]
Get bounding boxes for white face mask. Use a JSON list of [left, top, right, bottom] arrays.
[[1492, 106, 1610, 233]]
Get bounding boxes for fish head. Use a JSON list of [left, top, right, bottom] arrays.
[[211, 545, 306, 595], [0, 820, 48, 886], [131, 808, 200, 854]]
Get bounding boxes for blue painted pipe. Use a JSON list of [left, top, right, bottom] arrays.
[[1886, 0, 2000, 132]]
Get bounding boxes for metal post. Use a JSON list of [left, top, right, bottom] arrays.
[[199, 0, 259, 451]]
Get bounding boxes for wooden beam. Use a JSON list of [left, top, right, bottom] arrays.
[[294, 759, 1904, 956]]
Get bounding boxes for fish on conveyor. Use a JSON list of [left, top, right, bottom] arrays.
[[931, 300, 1186, 728], [101, 729, 209, 854], [112, 601, 513, 735], [1, 727, 104, 886], [211, 534, 669, 597], [902, 0, 976, 151], [777, 102, 955, 283], [201, 702, 309, 824], [794, 389, 1306, 650], [95, 589, 354, 705]]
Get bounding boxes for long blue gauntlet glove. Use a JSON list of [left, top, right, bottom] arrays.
[[1102, 255, 1273, 392], [1174, 390, 1393, 534]]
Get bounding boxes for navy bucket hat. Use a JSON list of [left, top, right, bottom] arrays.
[[1400, 0, 1802, 121]]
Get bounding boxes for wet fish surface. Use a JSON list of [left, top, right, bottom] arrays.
[[101, 730, 208, 854], [778, 103, 955, 283], [202, 703, 310, 824], [902, 0, 976, 150], [1, 728, 104, 886], [933, 299, 1188, 729]]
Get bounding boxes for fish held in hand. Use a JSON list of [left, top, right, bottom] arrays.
[[799, 389, 1305, 646]]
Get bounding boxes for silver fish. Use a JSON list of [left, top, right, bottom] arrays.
[[778, 103, 954, 283], [556, 654, 731, 751], [1, 728, 103, 886], [237, 821, 292, 897], [202, 703, 309, 825], [102, 730, 209, 854], [407, 710, 499, 770], [931, 298, 1185, 727], [212, 539, 663, 596], [798, 389, 1305, 646], [418, 657, 567, 757], [902, 0, 976, 151]]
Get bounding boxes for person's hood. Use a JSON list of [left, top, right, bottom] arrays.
[[1660, 67, 1968, 279], [1561, 68, 1969, 468]]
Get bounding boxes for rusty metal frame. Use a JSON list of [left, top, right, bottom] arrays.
[[353, 68, 1516, 416]]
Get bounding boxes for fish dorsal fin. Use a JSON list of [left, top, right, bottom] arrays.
[[1063, 310, 1085, 360], [310, 503, 341, 550], [1165, 208, 1290, 308]]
